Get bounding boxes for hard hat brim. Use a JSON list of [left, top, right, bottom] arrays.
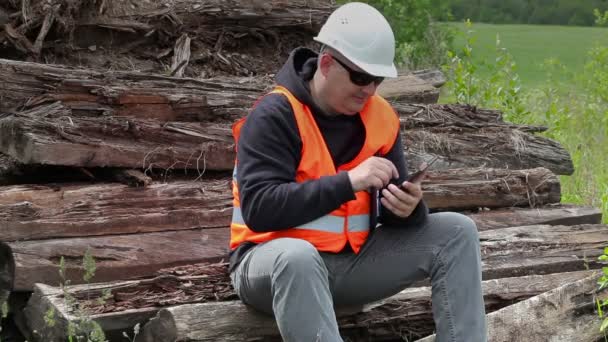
[[314, 37, 398, 78]]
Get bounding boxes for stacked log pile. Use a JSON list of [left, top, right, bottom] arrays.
[[0, 0, 606, 341]]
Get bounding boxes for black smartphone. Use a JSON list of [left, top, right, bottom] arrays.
[[400, 156, 439, 188]]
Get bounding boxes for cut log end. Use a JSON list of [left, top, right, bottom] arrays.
[[0, 242, 14, 305], [136, 309, 177, 342]]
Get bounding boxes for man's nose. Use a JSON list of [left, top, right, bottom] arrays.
[[361, 82, 378, 96]]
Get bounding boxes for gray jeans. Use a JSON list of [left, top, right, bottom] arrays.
[[230, 212, 487, 342]]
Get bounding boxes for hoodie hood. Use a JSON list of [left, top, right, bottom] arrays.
[[275, 47, 327, 115]]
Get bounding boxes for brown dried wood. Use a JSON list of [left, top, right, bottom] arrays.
[[84, 0, 333, 33], [9, 228, 230, 291], [417, 273, 608, 342], [1, 58, 445, 122], [376, 75, 439, 103], [405, 126, 573, 175], [422, 167, 560, 210], [0, 179, 232, 242], [0, 168, 562, 243], [9, 223, 608, 292], [466, 204, 602, 231], [0, 102, 235, 170], [0, 100, 571, 176], [131, 271, 595, 342]]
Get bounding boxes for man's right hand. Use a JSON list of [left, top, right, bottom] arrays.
[[347, 156, 399, 192]]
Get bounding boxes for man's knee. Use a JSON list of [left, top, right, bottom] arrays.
[[443, 212, 479, 245], [271, 238, 327, 276]]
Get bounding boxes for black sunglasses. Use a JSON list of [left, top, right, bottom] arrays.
[[331, 56, 384, 87]]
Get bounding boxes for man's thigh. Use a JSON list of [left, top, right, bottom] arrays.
[[324, 212, 472, 307], [231, 237, 326, 314]]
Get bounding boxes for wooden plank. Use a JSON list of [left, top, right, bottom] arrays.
[[22, 270, 594, 342], [417, 273, 607, 342], [132, 271, 594, 342], [1, 58, 439, 122], [0, 102, 235, 170], [411, 69, 446, 88], [0, 168, 563, 242], [1, 102, 572, 175], [406, 126, 574, 175], [480, 224, 608, 280], [467, 204, 602, 231], [0, 241, 14, 306], [0, 179, 232, 242], [8, 223, 608, 293], [423, 167, 560, 210], [377, 75, 439, 103], [8, 228, 230, 291]]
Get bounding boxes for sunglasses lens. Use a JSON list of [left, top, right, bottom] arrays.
[[332, 56, 384, 86], [351, 73, 383, 86]]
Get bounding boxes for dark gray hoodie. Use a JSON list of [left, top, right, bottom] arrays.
[[229, 47, 428, 271]]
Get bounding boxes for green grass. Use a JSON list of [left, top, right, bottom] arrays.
[[440, 22, 608, 224], [447, 22, 608, 88]]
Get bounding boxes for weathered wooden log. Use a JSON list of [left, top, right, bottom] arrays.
[[406, 126, 574, 175], [417, 273, 607, 342], [9, 228, 230, 291], [467, 204, 602, 231], [411, 69, 446, 88], [21, 270, 594, 342], [423, 167, 560, 210], [0, 101, 571, 176], [0, 58, 267, 121], [0, 242, 14, 307], [377, 75, 439, 104], [479, 224, 607, 280], [0, 59, 442, 122], [0, 102, 235, 169], [0, 168, 563, 242], [8, 223, 608, 292], [0, 152, 24, 185], [0, 179, 232, 242], [397, 103, 547, 133], [130, 271, 594, 342]]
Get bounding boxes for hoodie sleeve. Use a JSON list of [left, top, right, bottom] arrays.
[[235, 93, 357, 232], [378, 131, 429, 227]]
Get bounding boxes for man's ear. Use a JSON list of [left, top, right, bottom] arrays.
[[317, 53, 333, 78]]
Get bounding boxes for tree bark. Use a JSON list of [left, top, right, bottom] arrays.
[[422, 167, 560, 210], [8, 228, 230, 291], [129, 271, 595, 342], [0, 179, 232, 242], [88, 0, 333, 34], [0, 102, 236, 170], [479, 224, 608, 280], [377, 75, 439, 104], [8, 223, 608, 292], [0, 58, 445, 121], [466, 204, 602, 231], [0, 241, 14, 307], [405, 126, 573, 175], [417, 273, 608, 342], [0, 168, 565, 243], [0, 101, 572, 176], [24, 271, 591, 342]]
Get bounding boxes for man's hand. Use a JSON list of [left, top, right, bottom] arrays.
[[380, 181, 423, 218], [348, 156, 399, 193]]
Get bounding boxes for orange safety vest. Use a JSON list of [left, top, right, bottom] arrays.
[[230, 86, 400, 253]]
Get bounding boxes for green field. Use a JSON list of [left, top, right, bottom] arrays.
[[448, 22, 608, 88], [441, 22, 608, 224]]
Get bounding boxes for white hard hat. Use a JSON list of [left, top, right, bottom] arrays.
[[314, 2, 397, 78]]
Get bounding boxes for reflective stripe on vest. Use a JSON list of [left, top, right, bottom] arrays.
[[232, 206, 369, 234]]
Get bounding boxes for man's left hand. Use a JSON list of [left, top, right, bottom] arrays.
[[380, 181, 423, 218]]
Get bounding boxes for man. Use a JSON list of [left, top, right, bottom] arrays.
[[229, 2, 487, 341]]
